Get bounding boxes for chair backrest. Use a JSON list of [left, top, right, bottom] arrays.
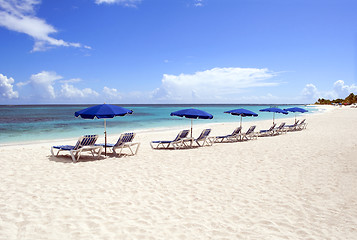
[[268, 123, 277, 131], [74, 135, 98, 150], [115, 133, 136, 147], [294, 120, 300, 125], [299, 119, 306, 125], [196, 129, 211, 140], [277, 122, 285, 129], [246, 125, 256, 134], [173, 130, 190, 141], [231, 126, 242, 136]]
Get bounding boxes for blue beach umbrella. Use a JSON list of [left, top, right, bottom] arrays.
[[259, 107, 288, 124], [224, 108, 258, 127], [75, 104, 133, 155], [170, 108, 213, 137], [283, 107, 308, 123]]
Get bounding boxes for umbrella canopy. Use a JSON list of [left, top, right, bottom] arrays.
[[170, 108, 213, 119], [224, 108, 258, 127], [283, 107, 308, 113], [75, 104, 133, 155], [283, 107, 308, 123], [170, 108, 213, 137], [75, 104, 133, 119], [259, 107, 288, 124]]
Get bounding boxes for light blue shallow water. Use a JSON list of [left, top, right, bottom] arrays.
[[0, 104, 318, 144]]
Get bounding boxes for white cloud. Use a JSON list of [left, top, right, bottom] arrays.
[[151, 67, 279, 102], [61, 83, 99, 99], [103, 86, 122, 99], [24, 71, 62, 98], [0, 73, 19, 99], [301, 80, 357, 102], [333, 80, 357, 98], [194, 0, 204, 7], [16, 81, 28, 87], [0, 0, 88, 51], [16, 71, 99, 101], [95, 0, 141, 7], [59, 78, 82, 84], [302, 83, 319, 101]]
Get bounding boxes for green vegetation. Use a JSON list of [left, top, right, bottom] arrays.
[[315, 93, 357, 105]]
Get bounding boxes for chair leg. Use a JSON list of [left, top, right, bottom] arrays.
[[113, 143, 139, 157], [97, 147, 103, 158], [70, 150, 76, 162], [51, 147, 61, 157], [56, 149, 61, 156], [90, 150, 95, 156], [113, 145, 125, 157], [133, 143, 140, 155], [128, 146, 134, 155], [76, 149, 83, 162]]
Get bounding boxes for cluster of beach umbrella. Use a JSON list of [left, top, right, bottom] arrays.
[[74, 104, 308, 155]]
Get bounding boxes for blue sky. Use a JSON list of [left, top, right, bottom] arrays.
[[0, 0, 356, 104]]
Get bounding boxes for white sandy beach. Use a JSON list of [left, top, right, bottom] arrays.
[[0, 106, 356, 239]]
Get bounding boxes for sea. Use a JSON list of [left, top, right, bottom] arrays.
[[0, 104, 319, 144]]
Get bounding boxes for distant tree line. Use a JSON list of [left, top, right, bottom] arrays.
[[315, 93, 357, 105]]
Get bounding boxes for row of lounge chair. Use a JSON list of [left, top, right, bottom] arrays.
[[213, 125, 257, 143], [51, 119, 307, 162], [150, 129, 213, 149], [51, 133, 140, 163], [257, 119, 307, 136]]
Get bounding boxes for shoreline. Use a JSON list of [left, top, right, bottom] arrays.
[[0, 105, 327, 147]]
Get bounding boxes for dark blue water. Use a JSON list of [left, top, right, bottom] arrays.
[[0, 104, 317, 144]]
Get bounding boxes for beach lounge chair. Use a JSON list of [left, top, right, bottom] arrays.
[[150, 129, 190, 149], [258, 123, 276, 137], [96, 133, 140, 157], [272, 122, 286, 135], [284, 120, 299, 131], [296, 119, 307, 130], [285, 119, 306, 131], [193, 129, 213, 147], [51, 135, 103, 163], [240, 125, 257, 140], [213, 126, 242, 142]]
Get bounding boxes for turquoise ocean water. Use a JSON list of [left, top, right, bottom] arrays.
[[0, 104, 318, 144]]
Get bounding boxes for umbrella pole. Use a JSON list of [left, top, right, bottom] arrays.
[[240, 115, 242, 128], [104, 119, 107, 156], [295, 113, 297, 123], [191, 119, 193, 138], [273, 112, 275, 124]]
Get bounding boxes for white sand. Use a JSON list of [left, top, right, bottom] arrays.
[[0, 106, 356, 239]]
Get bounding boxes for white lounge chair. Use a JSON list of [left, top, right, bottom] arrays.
[[193, 129, 213, 147], [286, 119, 306, 131], [213, 126, 242, 142], [258, 123, 276, 137], [51, 135, 103, 162], [240, 125, 257, 140], [150, 129, 190, 149], [97, 132, 140, 157], [284, 120, 299, 131], [272, 122, 286, 135], [296, 119, 307, 130]]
